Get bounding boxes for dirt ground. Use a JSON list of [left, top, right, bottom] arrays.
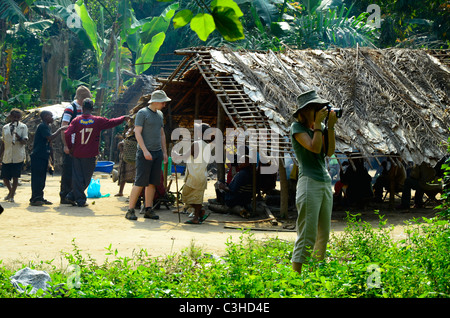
[[0, 170, 440, 268]]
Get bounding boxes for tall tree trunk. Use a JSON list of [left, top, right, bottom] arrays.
[[40, 25, 69, 104], [95, 23, 118, 113], [0, 19, 10, 101]]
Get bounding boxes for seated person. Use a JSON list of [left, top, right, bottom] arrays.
[[397, 161, 442, 209], [227, 155, 241, 184], [211, 155, 241, 205], [373, 157, 406, 206], [208, 155, 254, 217]]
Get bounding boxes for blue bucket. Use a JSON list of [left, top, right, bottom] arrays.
[[95, 161, 114, 173], [171, 165, 186, 174]]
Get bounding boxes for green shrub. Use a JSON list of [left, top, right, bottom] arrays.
[[0, 216, 448, 298]]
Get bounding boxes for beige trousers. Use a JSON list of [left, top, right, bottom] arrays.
[[291, 176, 332, 264]]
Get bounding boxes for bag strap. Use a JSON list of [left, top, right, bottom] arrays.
[[70, 102, 78, 122]]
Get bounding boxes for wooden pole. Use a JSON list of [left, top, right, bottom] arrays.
[[252, 163, 257, 215], [173, 163, 181, 223], [194, 90, 200, 120], [165, 103, 174, 189], [217, 100, 226, 183], [279, 157, 289, 218]]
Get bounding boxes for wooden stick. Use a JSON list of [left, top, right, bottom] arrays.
[[224, 225, 294, 232], [205, 217, 276, 224], [173, 163, 181, 223]]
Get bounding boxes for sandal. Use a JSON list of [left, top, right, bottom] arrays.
[[199, 212, 211, 223], [185, 219, 201, 225]]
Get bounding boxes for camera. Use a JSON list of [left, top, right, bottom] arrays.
[[326, 105, 343, 118]]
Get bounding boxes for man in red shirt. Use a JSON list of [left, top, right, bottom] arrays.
[[64, 98, 129, 207], [60, 85, 91, 204]]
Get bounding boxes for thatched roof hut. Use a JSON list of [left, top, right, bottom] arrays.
[[20, 103, 68, 171], [142, 46, 450, 168]]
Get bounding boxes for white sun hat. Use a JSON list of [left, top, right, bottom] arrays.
[[149, 90, 171, 103]]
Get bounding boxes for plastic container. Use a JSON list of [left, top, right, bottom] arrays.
[[171, 165, 186, 174], [162, 156, 172, 174], [95, 161, 114, 173]]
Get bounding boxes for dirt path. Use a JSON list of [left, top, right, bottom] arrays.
[[0, 171, 437, 268]]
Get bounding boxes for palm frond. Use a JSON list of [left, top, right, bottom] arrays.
[[281, 5, 378, 49], [0, 0, 27, 23]]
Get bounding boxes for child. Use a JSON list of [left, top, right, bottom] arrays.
[[29, 110, 68, 206], [180, 123, 212, 224], [64, 98, 129, 207]]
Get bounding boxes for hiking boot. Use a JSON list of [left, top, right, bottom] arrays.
[[125, 209, 137, 220], [144, 207, 159, 220]]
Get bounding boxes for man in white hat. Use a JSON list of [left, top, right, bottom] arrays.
[[126, 90, 170, 221]]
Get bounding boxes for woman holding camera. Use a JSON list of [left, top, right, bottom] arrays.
[[290, 90, 338, 274]]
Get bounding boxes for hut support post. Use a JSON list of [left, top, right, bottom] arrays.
[[164, 104, 174, 188], [195, 90, 200, 120], [217, 100, 226, 183], [279, 157, 289, 218], [252, 163, 256, 214]]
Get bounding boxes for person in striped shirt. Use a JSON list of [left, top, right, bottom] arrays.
[[64, 98, 129, 207], [59, 85, 91, 204]]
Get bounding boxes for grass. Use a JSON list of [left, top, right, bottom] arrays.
[[0, 213, 449, 298]]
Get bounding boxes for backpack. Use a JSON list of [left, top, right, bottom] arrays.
[[62, 102, 79, 123]]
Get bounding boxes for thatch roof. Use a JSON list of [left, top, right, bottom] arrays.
[[148, 46, 449, 166], [19, 103, 68, 171]]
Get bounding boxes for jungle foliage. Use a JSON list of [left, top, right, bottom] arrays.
[[0, 0, 448, 112]]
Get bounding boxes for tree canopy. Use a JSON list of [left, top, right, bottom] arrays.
[[0, 0, 448, 112]]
